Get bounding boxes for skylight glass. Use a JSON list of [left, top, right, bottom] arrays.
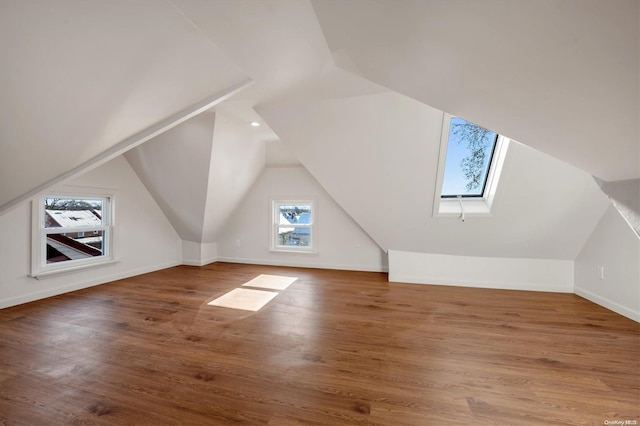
[[441, 117, 498, 197]]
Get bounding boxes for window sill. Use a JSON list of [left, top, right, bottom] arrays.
[[31, 258, 120, 280], [268, 249, 318, 255], [434, 197, 493, 218]]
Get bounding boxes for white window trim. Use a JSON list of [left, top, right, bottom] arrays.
[[432, 113, 510, 218], [270, 199, 317, 254], [31, 188, 118, 279]]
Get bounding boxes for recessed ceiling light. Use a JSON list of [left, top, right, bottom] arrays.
[[250, 121, 260, 127]]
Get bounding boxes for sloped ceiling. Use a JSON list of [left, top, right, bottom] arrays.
[[0, 0, 247, 210], [124, 111, 265, 244], [1, 1, 637, 261], [169, 0, 335, 139], [124, 112, 215, 242], [311, 0, 640, 182], [258, 92, 610, 260], [202, 112, 265, 243]]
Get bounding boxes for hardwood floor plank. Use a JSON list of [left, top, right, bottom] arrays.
[[0, 263, 638, 425]]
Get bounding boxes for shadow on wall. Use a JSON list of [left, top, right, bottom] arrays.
[[595, 177, 640, 237]]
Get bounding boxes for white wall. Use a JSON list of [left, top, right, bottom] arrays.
[[389, 250, 573, 293], [575, 205, 640, 322], [126, 110, 266, 246], [258, 92, 610, 260], [0, 156, 182, 309], [217, 166, 387, 272], [598, 178, 640, 235], [182, 241, 218, 267], [125, 111, 215, 242], [203, 112, 266, 242]]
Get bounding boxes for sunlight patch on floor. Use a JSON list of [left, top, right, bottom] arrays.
[[242, 274, 298, 290], [207, 288, 279, 312]]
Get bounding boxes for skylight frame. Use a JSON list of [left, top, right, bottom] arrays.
[[432, 113, 510, 218]]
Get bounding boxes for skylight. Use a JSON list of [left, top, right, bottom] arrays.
[[441, 117, 498, 197], [433, 114, 510, 218]]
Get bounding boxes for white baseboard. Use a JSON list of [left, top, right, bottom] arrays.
[[574, 286, 640, 322], [182, 256, 218, 267], [216, 256, 388, 273], [0, 260, 180, 310], [181, 241, 218, 267]]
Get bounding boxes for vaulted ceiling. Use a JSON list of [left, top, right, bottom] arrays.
[[0, 0, 248, 210], [312, 0, 640, 182], [1, 0, 637, 259]]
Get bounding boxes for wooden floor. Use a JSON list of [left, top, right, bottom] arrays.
[[0, 263, 638, 425]]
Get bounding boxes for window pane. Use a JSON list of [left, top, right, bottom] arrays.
[[277, 226, 293, 246], [44, 198, 104, 228], [277, 226, 310, 247], [46, 231, 104, 264], [441, 117, 498, 197], [274, 201, 313, 251], [278, 204, 312, 225]]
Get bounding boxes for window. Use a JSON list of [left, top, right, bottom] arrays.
[[441, 117, 498, 197], [31, 192, 115, 278], [272, 200, 315, 252], [433, 114, 509, 217]]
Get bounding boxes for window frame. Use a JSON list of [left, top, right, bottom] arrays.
[[432, 113, 510, 217], [31, 189, 117, 278], [271, 199, 316, 253]]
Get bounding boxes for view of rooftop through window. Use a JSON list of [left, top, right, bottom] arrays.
[[43, 197, 105, 264], [441, 117, 498, 197], [277, 203, 312, 248]]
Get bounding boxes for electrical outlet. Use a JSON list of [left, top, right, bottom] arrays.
[[597, 265, 605, 280]]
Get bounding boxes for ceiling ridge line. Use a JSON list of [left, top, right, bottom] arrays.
[[165, 0, 244, 73]]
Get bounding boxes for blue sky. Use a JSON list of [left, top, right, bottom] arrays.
[[441, 117, 497, 197]]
